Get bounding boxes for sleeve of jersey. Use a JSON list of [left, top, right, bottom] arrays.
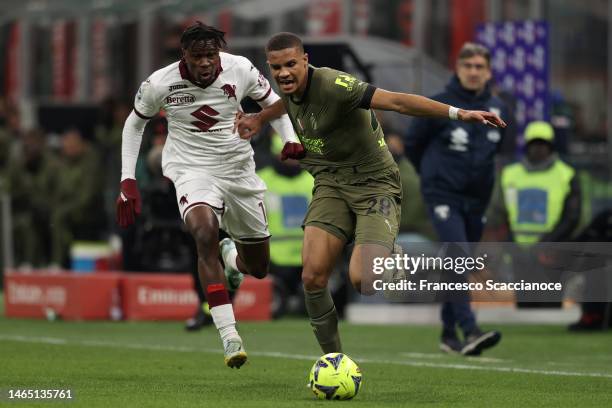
[[329, 71, 376, 113], [133, 78, 161, 119], [121, 111, 148, 181], [243, 60, 273, 103]]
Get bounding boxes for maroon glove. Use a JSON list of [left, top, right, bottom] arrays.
[[281, 142, 306, 161], [116, 178, 142, 228]]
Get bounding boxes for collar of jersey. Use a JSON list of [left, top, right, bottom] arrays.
[[290, 65, 315, 105], [179, 58, 223, 89]]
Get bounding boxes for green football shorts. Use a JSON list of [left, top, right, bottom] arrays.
[[303, 165, 402, 250]]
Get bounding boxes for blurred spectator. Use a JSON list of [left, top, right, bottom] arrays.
[[0, 103, 24, 163], [131, 126, 194, 273], [50, 128, 105, 267], [257, 133, 314, 317], [96, 99, 131, 227], [494, 121, 580, 309], [385, 132, 435, 241], [6, 129, 59, 267], [490, 81, 518, 163], [569, 209, 612, 331], [497, 121, 580, 245], [405, 42, 505, 355], [0, 129, 10, 185], [549, 91, 575, 157]]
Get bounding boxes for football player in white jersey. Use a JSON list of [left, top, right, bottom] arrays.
[[116, 22, 304, 368]]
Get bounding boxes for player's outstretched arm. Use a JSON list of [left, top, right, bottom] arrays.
[[116, 110, 148, 228], [235, 99, 287, 140], [235, 99, 304, 160], [370, 89, 506, 128]]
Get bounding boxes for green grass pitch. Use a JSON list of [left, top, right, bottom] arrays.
[[1, 301, 611, 407]]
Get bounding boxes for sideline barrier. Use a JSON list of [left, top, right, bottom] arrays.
[[4, 270, 121, 320], [3, 270, 273, 321], [121, 273, 198, 320], [233, 276, 273, 321]]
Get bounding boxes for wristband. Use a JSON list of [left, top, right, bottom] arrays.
[[449, 106, 460, 121]]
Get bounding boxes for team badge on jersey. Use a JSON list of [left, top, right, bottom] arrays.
[[257, 72, 267, 88], [221, 84, 237, 100], [137, 79, 150, 101]]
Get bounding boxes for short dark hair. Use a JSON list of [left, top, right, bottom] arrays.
[[458, 42, 491, 65], [265, 32, 304, 53], [180, 21, 226, 50]]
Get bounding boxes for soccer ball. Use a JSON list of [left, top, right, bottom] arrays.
[[308, 353, 362, 400]]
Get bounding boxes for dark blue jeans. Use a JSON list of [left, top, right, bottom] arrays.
[[427, 202, 483, 338]]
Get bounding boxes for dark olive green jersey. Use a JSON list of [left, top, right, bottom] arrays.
[[280, 66, 395, 176]]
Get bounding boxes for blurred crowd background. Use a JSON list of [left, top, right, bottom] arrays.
[[0, 0, 610, 319]]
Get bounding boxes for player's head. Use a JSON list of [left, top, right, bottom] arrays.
[[456, 42, 491, 93], [265, 32, 308, 96], [180, 22, 226, 85]]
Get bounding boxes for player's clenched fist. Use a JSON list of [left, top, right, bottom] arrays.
[[116, 178, 142, 228], [234, 112, 305, 160], [234, 112, 261, 140], [281, 142, 306, 160]]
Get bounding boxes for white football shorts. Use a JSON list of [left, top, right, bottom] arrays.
[[171, 160, 270, 244]]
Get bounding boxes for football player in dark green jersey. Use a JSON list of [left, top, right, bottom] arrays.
[[236, 32, 505, 354]]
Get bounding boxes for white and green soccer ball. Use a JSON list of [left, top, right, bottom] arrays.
[[308, 353, 362, 400]]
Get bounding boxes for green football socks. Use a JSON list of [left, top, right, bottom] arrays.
[[304, 287, 342, 354]]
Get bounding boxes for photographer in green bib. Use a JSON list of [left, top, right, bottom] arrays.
[[258, 133, 314, 317], [500, 121, 580, 245]]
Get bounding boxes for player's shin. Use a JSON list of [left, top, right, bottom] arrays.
[[304, 287, 342, 354], [207, 283, 239, 342]]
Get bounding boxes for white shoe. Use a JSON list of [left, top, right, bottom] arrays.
[[224, 337, 247, 368], [219, 238, 244, 291]]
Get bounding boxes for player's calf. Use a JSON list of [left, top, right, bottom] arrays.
[[235, 240, 270, 279], [239, 257, 269, 279], [349, 243, 393, 296]]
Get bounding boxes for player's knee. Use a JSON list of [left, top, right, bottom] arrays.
[[302, 265, 328, 291]]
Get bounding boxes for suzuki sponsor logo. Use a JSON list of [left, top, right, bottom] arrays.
[[137, 286, 198, 306], [8, 282, 67, 306], [165, 92, 195, 106]]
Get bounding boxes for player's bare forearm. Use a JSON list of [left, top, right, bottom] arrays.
[[235, 99, 287, 139], [258, 99, 287, 124], [372, 90, 451, 117], [370, 89, 506, 128]]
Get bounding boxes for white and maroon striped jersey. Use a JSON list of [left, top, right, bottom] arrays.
[[133, 52, 275, 180]]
